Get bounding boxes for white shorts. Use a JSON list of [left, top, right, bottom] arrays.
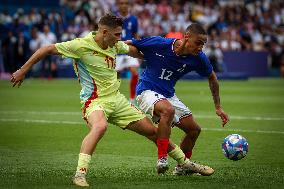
[[136, 90, 192, 126], [115, 55, 139, 71]]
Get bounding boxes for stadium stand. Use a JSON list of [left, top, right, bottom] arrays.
[[0, 0, 283, 79]]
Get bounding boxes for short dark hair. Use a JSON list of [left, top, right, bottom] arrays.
[[185, 23, 207, 35], [98, 13, 123, 28]]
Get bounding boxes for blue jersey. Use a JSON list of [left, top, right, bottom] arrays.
[[119, 14, 138, 40], [132, 36, 213, 98]]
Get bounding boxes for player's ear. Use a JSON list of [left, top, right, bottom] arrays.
[[184, 33, 190, 42], [102, 28, 108, 36]]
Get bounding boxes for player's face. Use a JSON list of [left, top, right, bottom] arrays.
[[117, 0, 129, 13], [104, 26, 122, 47], [185, 34, 207, 56]]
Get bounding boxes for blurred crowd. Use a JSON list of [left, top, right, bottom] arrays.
[[0, 0, 283, 77]]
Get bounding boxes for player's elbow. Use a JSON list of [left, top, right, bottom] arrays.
[[39, 44, 58, 55], [128, 46, 144, 59]]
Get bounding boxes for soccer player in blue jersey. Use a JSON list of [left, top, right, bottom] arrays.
[[129, 23, 229, 175], [115, 0, 140, 102]]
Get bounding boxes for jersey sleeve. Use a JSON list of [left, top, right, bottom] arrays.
[[55, 38, 81, 59], [131, 36, 165, 51], [116, 41, 130, 54], [196, 52, 213, 77]]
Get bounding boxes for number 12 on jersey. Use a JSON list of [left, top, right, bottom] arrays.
[[159, 68, 173, 80]]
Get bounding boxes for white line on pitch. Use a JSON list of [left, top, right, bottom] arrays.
[[196, 115, 284, 121], [0, 118, 82, 125], [0, 118, 284, 135], [0, 110, 284, 121]]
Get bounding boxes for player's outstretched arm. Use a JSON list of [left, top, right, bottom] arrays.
[[208, 71, 229, 127], [124, 40, 133, 45], [11, 44, 60, 87], [127, 45, 144, 59]]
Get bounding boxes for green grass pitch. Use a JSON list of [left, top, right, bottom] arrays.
[[0, 78, 284, 189]]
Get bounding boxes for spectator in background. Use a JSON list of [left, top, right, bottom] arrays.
[[0, 10, 13, 24], [16, 31, 29, 70], [38, 25, 57, 79], [1, 31, 17, 73], [280, 54, 284, 78], [205, 43, 225, 73], [29, 27, 41, 77], [268, 39, 283, 76], [74, 9, 89, 26], [115, 0, 140, 103]]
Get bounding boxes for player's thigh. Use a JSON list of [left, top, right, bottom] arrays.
[[154, 99, 175, 116], [82, 98, 112, 129], [87, 110, 108, 130], [136, 90, 172, 123], [109, 92, 146, 129], [168, 95, 192, 125], [136, 90, 168, 122], [127, 116, 157, 138]]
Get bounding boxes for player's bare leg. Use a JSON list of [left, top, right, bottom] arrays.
[[127, 116, 169, 173], [177, 115, 201, 158], [173, 115, 214, 176], [73, 110, 108, 187], [153, 100, 175, 173], [129, 66, 139, 103], [127, 117, 192, 174]]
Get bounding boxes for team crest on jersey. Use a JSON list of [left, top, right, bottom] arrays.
[[177, 64, 187, 72]]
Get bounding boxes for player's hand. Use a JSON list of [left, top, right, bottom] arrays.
[[215, 107, 229, 127], [10, 69, 25, 87], [124, 40, 133, 45]]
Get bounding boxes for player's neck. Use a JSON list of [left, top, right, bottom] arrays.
[[94, 34, 108, 50], [120, 12, 128, 18], [119, 11, 128, 17]]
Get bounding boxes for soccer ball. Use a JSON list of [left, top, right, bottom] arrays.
[[222, 134, 249, 161]]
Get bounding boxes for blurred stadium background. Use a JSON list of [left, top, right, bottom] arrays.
[[0, 0, 283, 79]]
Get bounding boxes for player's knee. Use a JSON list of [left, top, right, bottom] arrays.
[[160, 106, 175, 120], [90, 123, 108, 134], [185, 124, 201, 137], [192, 124, 201, 136], [148, 130, 158, 142], [146, 123, 158, 139], [142, 122, 158, 143], [196, 125, 201, 135]]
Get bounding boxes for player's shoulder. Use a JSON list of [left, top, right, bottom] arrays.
[[193, 51, 211, 66], [67, 32, 93, 44], [141, 36, 173, 44], [197, 51, 209, 60], [128, 14, 138, 20]]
